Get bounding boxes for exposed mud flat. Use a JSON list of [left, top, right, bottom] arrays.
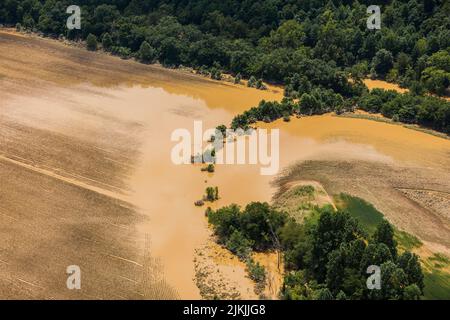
[[194, 241, 282, 300], [194, 241, 257, 300]]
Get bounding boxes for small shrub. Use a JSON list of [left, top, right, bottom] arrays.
[[234, 73, 242, 84], [256, 79, 267, 90], [194, 200, 205, 207], [102, 33, 113, 51], [111, 46, 132, 59], [201, 164, 215, 173], [247, 76, 257, 88], [246, 258, 266, 294], [204, 186, 219, 202]]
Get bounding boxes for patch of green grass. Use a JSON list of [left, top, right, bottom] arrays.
[[273, 185, 321, 222], [334, 193, 422, 250], [306, 205, 332, 225], [395, 229, 422, 251], [426, 253, 450, 270], [333, 193, 384, 234], [292, 185, 315, 197], [421, 253, 450, 299], [429, 253, 450, 265], [423, 270, 450, 300]]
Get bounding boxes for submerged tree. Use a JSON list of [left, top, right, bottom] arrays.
[[204, 186, 219, 202]]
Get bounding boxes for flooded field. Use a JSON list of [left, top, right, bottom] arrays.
[[0, 29, 282, 299], [363, 79, 409, 93], [1, 30, 449, 299]]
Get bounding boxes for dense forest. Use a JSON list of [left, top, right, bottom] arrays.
[[1, 0, 449, 133], [207, 203, 424, 300]]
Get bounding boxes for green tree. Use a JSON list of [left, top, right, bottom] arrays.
[[261, 19, 305, 50], [255, 79, 266, 90], [421, 67, 450, 96], [403, 284, 422, 300], [247, 258, 267, 295], [214, 186, 219, 200], [240, 202, 287, 251], [138, 41, 157, 63], [313, 288, 333, 300], [247, 76, 257, 88], [396, 52, 412, 76], [207, 204, 240, 242], [86, 34, 98, 51], [335, 290, 347, 300], [373, 219, 397, 258], [102, 33, 113, 51], [311, 210, 365, 282], [397, 252, 424, 293], [326, 239, 366, 296], [279, 219, 312, 270], [205, 186, 218, 202], [282, 271, 312, 300], [377, 261, 408, 300], [372, 49, 394, 78], [428, 50, 450, 72], [234, 73, 242, 84], [299, 93, 320, 115], [226, 230, 253, 260]]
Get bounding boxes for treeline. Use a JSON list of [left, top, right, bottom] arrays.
[[1, 0, 449, 96], [231, 87, 450, 134], [231, 99, 297, 129], [207, 203, 425, 300], [358, 88, 450, 133]]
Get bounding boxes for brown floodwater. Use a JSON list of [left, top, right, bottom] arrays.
[[26, 83, 448, 299], [363, 79, 408, 93], [1, 30, 449, 299]]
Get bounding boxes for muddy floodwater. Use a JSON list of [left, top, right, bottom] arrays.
[[1, 30, 449, 299]]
